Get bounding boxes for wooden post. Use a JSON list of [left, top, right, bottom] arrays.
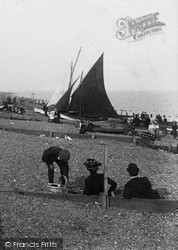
[[91, 133, 96, 139], [168, 143, 171, 153], [104, 144, 108, 196], [100, 192, 108, 209], [32, 97, 36, 121], [49, 131, 53, 138], [100, 143, 109, 209], [133, 137, 137, 145]]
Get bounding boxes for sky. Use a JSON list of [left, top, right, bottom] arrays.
[[0, 0, 178, 98]]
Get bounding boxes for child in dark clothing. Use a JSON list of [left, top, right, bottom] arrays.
[[42, 146, 70, 184], [83, 159, 117, 196]]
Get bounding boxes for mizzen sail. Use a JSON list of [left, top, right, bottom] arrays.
[[55, 76, 79, 112]]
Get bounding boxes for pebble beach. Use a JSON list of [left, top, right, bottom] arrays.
[[0, 118, 178, 250]]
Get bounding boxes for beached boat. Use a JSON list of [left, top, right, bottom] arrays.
[[52, 53, 120, 121]]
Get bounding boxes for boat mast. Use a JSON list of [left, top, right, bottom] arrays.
[[68, 46, 82, 89], [68, 61, 73, 89], [67, 75, 80, 111], [79, 71, 83, 118]]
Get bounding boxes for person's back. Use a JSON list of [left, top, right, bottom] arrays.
[[83, 159, 117, 196], [84, 172, 117, 196], [84, 173, 105, 195], [123, 176, 160, 199], [42, 146, 62, 164], [123, 163, 161, 199]]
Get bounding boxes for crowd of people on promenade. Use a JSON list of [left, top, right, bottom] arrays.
[[124, 111, 178, 140], [42, 146, 162, 199], [125, 112, 168, 128], [0, 96, 27, 114]]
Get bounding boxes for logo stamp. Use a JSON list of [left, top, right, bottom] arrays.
[[116, 13, 165, 41]]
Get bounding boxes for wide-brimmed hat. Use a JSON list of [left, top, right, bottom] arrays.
[[58, 149, 70, 161], [127, 163, 139, 176], [83, 159, 102, 171]]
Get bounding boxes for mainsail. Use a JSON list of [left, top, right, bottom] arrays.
[[66, 53, 119, 119]]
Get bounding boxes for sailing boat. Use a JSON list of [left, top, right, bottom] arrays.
[[55, 53, 119, 121]]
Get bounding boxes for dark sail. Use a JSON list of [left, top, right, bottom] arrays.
[[68, 54, 119, 119], [55, 82, 75, 112]]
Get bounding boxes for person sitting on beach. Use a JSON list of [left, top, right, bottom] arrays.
[[79, 122, 95, 134], [123, 163, 161, 199], [42, 146, 70, 184], [124, 119, 138, 136], [83, 159, 117, 196]]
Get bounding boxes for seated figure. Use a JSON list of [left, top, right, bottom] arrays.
[[123, 163, 161, 199], [79, 123, 95, 134], [83, 159, 117, 196]]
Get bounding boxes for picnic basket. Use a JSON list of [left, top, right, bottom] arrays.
[[48, 175, 67, 193]]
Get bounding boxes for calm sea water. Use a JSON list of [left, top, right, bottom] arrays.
[[108, 90, 178, 121], [18, 90, 178, 121]]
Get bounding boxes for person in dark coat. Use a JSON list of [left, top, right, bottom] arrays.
[[83, 159, 117, 196], [123, 163, 161, 199], [144, 114, 151, 128], [79, 123, 95, 134], [42, 146, 70, 184], [133, 114, 141, 126], [172, 121, 177, 139]]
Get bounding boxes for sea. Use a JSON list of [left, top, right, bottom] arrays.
[[17, 90, 178, 122], [108, 90, 178, 121]]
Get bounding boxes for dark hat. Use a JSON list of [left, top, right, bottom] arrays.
[[127, 163, 139, 176], [58, 149, 70, 161], [83, 159, 102, 171]]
